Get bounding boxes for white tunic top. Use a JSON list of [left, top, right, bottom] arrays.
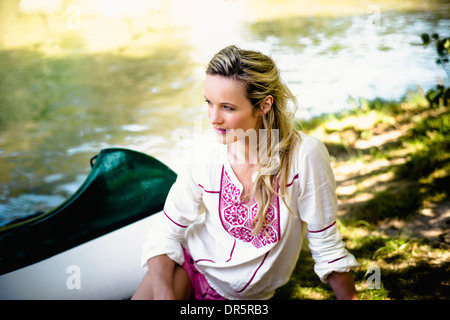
[[141, 132, 359, 300]]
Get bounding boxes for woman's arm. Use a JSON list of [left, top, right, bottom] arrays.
[[328, 271, 358, 300], [295, 137, 360, 293], [135, 162, 204, 299]]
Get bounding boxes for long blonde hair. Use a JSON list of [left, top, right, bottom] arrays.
[[206, 45, 301, 234]]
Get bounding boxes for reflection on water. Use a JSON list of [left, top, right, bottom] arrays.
[[0, 45, 204, 224], [0, 0, 449, 224], [247, 11, 450, 115]]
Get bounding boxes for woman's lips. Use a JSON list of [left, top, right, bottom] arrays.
[[215, 128, 228, 134]]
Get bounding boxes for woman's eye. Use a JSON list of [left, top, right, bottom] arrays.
[[223, 105, 234, 111]]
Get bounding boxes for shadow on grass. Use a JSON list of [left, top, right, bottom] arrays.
[[272, 245, 334, 300], [274, 229, 450, 300], [377, 261, 450, 300]]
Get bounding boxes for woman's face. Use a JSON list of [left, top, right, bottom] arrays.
[[204, 74, 262, 145]]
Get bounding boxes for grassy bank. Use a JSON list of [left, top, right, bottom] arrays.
[[274, 87, 450, 300]]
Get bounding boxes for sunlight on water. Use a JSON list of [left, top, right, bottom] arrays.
[[0, 0, 449, 223]]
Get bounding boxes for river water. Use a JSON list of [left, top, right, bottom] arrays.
[[0, 0, 449, 225]]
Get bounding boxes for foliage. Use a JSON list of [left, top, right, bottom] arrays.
[[421, 33, 450, 65], [425, 84, 450, 108], [421, 32, 450, 78]]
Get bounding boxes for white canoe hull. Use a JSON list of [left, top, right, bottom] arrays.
[[0, 212, 162, 300]]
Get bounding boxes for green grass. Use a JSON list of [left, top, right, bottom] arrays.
[[274, 222, 450, 300], [358, 182, 424, 222]]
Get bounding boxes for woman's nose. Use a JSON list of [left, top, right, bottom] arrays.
[[208, 106, 222, 125]]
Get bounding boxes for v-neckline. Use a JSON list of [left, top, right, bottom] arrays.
[[222, 144, 262, 204]]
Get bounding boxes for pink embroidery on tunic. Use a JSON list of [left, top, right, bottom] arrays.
[[219, 167, 280, 248]]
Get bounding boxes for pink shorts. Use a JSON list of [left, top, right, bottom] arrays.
[[181, 247, 226, 300]]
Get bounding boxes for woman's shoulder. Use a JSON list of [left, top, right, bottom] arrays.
[[297, 131, 329, 156], [173, 137, 225, 174], [293, 131, 331, 168], [193, 138, 225, 166]]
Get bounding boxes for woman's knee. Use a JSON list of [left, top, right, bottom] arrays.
[[173, 265, 193, 300], [132, 265, 192, 300], [131, 270, 155, 300]]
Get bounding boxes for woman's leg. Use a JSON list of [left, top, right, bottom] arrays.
[[173, 265, 193, 300], [131, 264, 192, 300]]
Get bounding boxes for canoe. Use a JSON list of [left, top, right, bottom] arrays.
[[0, 148, 177, 299]]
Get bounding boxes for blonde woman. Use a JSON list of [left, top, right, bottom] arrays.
[[132, 46, 359, 300]]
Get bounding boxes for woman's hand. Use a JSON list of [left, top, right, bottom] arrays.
[[328, 271, 358, 300]]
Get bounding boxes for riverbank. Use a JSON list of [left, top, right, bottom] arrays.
[[274, 87, 450, 300]]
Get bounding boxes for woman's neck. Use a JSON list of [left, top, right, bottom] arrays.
[[227, 141, 259, 202], [228, 136, 260, 166]]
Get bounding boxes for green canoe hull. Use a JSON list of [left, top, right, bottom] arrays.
[[0, 148, 177, 275]]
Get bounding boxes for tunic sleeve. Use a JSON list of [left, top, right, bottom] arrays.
[[140, 162, 203, 267], [296, 136, 359, 283]]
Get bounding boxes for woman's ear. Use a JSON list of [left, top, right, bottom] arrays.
[[260, 95, 273, 115]]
